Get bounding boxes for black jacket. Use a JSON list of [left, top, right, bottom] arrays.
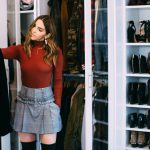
[[0, 49, 13, 136]]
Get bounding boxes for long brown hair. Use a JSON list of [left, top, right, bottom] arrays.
[[24, 15, 58, 66]]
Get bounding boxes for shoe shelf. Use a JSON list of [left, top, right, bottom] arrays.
[[126, 145, 149, 150], [126, 126, 150, 132], [126, 5, 150, 9], [126, 73, 150, 77], [20, 10, 34, 14], [126, 43, 150, 46], [126, 104, 150, 109], [125, 1, 150, 149]]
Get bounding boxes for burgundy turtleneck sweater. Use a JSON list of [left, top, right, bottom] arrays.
[[1, 42, 63, 107]]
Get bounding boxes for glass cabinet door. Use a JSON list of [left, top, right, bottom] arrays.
[[92, 0, 108, 149]]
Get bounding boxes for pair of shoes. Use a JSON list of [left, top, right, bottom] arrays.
[[130, 131, 147, 148], [128, 113, 146, 128], [128, 82, 146, 105], [130, 54, 148, 73]]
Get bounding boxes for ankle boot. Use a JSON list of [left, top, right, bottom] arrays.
[[137, 132, 147, 148], [21, 141, 36, 150], [128, 82, 138, 104], [128, 113, 138, 128], [137, 83, 146, 105], [147, 110, 150, 129], [130, 131, 138, 147], [138, 113, 146, 128], [147, 133, 150, 149], [147, 79, 150, 105], [130, 54, 139, 73], [41, 143, 56, 150], [147, 52, 150, 73]]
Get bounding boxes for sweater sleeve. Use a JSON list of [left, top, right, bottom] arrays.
[[1, 45, 21, 60], [53, 48, 63, 107]]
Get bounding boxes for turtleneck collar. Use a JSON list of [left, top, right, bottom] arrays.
[[31, 40, 45, 46]]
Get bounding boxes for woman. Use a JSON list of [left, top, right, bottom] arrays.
[[1, 15, 63, 150]]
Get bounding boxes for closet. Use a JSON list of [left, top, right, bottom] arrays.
[[0, 0, 118, 150], [124, 0, 150, 149]]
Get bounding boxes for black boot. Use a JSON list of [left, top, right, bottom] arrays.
[[130, 54, 139, 73], [147, 79, 150, 105], [139, 55, 148, 73], [137, 82, 146, 105], [137, 113, 146, 128], [147, 52, 150, 73], [127, 21, 136, 42], [147, 110, 150, 129], [41, 143, 56, 150], [128, 82, 138, 104], [128, 113, 138, 128], [21, 141, 36, 150]]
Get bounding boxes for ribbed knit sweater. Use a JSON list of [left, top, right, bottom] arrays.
[[1, 43, 63, 107]]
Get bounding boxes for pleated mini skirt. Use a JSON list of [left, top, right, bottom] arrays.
[[12, 85, 62, 134]]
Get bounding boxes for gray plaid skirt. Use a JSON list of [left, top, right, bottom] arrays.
[[12, 85, 62, 134]]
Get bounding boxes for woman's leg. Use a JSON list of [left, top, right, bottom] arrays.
[[18, 132, 36, 150], [40, 133, 57, 150]]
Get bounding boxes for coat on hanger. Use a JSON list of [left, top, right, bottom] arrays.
[[0, 49, 13, 136]]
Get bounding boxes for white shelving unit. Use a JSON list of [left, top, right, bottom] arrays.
[[124, 0, 150, 149]]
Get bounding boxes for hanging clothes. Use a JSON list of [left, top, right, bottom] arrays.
[[47, 0, 62, 48], [61, 0, 69, 72], [56, 82, 76, 150], [66, 0, 83, 74], [64, 87, 85, 150], [0, 49, 13, 136]]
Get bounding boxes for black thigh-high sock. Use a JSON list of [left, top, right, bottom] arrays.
[[21, 141, 36, 150], [41, 143, 56, 150]]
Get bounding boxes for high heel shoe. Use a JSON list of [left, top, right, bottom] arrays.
[[144, 20, 150, 42], [135, 21, 146, 43], [127, 21, 136, 43]]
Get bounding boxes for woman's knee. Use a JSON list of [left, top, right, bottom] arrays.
[[40, 133, 57, 144], [18, 132, 36, 142]]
